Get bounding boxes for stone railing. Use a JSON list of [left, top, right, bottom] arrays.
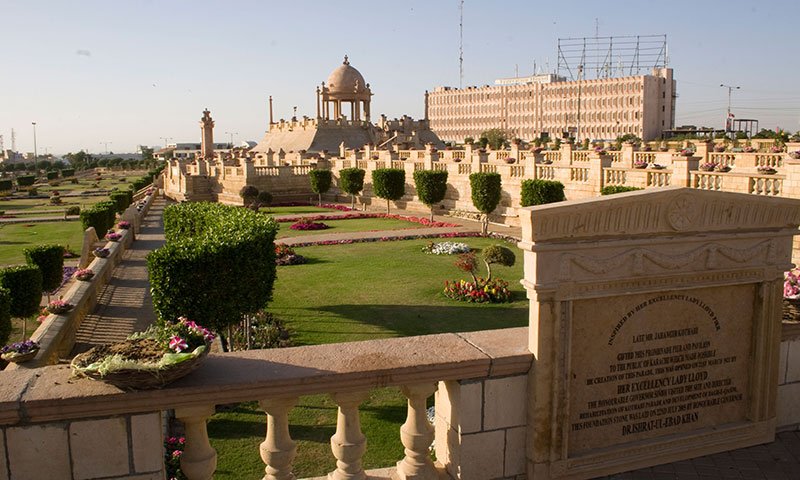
[[0, 328, 531, 480]]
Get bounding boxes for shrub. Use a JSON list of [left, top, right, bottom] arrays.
[[371, 168, 405, 214], [66, 205, 81, 215], [46, 171, 58, 180], [50, 196, 62, 205], [469, 172, 501, 234], [17, 175, 35, 187], [0, 179, 11, 191], [481, 244, 516, 281], [0, 287, 10, 346], [309, 169, 332, 206], [520, 179, 566, 207], [339, 167, 365, 209], [148, 203, 279, 337], [0, 265, 43, 318], [413, 170, 449, 221], [61, 168, 75, 177], [27, 187, 38, 196], [80, 201, 116, 238], [239, 185, 259, 205], [257, 191, 273, 208], [600, 186, 644, 195], [110, 191, 131, 213]]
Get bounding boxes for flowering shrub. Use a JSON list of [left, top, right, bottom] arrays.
[[289, 218, 329, 230], [786, 268, 800, 298], [147, 317, 215, 353], [46, 300, 73, 315], [106, 232, 122, 241], [1, 340, 39, 357], [164, 436, 186, 480], [421, 241, 470, 255], [443, 278, 511, 303], [75, 269, 95, 281], [50, 196, 63, 205], [93, 247, 110, 258], [757, 165, 777, 174], [633, 161, 648, 169], [117, 221, 131, 229], [275, 244, 307, 266]]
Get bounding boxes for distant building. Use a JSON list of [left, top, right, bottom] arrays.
[[154, 142, 232, 161], [427, 68, 675, 142]]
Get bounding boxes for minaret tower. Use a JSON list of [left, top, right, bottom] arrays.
[[200, 109, 215, 159]]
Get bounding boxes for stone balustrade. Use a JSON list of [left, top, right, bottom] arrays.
[[0, 328, 532, 480]]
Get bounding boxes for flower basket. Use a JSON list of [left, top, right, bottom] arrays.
[[713, 146, 726, 152], [714, 165, 732, 173], [94, 248, 110, 258], [757, 166, 777, 175], [649, 164, 666, 170], [743, 146, 756, 153], [1, 350, 38, 363], [699, 163, 716, 172], [75, 269, 95, 281], [538, 159, 553, 165], [633, 161, 648, 169], [106, 233, 122, 242], [47, 301, 73, 315], [658, 146, 669, 152], [789, 152, 800, 160], [678, 149, 694, 157], [117, 221, 131, 230], [503, 157, 516, 164]]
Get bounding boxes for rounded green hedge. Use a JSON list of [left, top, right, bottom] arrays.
[[600, 185, 644, 195], [80, 200, 117, 239], [0, 287, 11, 346], [520, 179, 566, 207], [469, 172, 502, 214], [372, 168, 405, 213], [413, 170, 449, 207], [309, 169, 332, 195], [17, 175, 35, 187], [0, 265, 43, 319], [0, 179, 12, 191], [24, 244, 64, 292], [147, 203, 279, 333]]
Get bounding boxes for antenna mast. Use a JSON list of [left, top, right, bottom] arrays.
[[459, 0, 464, 89]]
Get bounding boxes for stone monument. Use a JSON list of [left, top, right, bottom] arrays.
[[518, 187, 800, 479], [200, 108, 215, 160]]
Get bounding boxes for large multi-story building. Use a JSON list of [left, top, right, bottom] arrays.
[[427, 68, 675, 143]]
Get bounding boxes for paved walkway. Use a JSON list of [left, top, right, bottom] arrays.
[[69, 197, 169, 355]]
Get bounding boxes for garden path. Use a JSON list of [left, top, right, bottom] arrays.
[[69, 196, 170, 356]]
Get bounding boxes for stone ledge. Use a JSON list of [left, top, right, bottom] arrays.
[[0, 327, 532, 426]]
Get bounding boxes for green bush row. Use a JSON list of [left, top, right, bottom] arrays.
[[520, 179, 566, 207], [0, 265, 42, 320], [23, 244, 64, 292], [600, 185, 644, 195], [0, 179, 11, 191], [110, 190, 133, 214], [0, 287, 10, 346], [17, 175, 35, 187], [148, 203, 279, 332], [79, 200, 117, 238], [61, 168, 75, 177], [46, 171, 58, 180]]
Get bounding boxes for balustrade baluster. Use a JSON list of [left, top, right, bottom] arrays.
[[328, 391, 370, 480], [259, 397, 298, 480], [396, 383, 438, 480], [175, 405, 217, 480]]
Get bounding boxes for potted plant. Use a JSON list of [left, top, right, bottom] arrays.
[[117, 221, 131, 230], [75, 268, 95, 281], [789, 151, 800, 160], [743, 146, 756, 153], [46, 299, 73, 315], [649, 163, 666, 170], [678, 149, 694, 156], [503, 157, 516, 164], [713, 145, 726, 152], [757, 165, 777, 174], [633, 161, 648, 169], [699, 162, 717, 172], [71, 317, 215, 389], [530, 147, 544, 154], [1, 340, 40, 364], [770, 146, 784, 153], [714, 164, 732, 173], [93, 247, 111, 258], [106, 232, 122, 242]]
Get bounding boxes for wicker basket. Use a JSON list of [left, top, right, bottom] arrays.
[[1, 350, 38, 364], [783, 298, 800, 323], [71, 343, 210, 390]]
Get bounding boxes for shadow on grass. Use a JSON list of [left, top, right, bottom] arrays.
[[314, 302, 528, 338]]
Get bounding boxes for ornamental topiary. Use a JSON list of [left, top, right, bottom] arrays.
[[257, 190, 273, 208], [239, 185, 259, 206], [339, 167, 365, 209], [23, 244, 64, 293], [79, 200, 117, 239], [0, 287, 10, 346], [372, 168, 405, 214], [481, 244, 516, 281], [520, 179, 566, 207], [0, 265, 43, 320], [600, 185, 644, 195], [309, 169, 332, 206], [148, 203, 279, 340], [17, 175, 35, 187], [413, 170, 449, 221], [469, 172, 502, 234]]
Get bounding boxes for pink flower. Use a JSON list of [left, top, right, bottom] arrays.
[[172, 450, 182, 457], [169, 335, 188, 353]]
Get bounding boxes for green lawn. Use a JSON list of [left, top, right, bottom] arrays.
[[208, 237, 527, 479], [275, 217, 424, 239], [0, 221, 84, 266], [262, 205, 341, 214]]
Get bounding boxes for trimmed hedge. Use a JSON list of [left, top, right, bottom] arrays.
[[148, 203, 279, 333], [0, 179, 11, 191], [0, 265, 42, 318], [413, 170, 449, 220], [61, 168, 75, 177], [371, 168, 405, 213], [339, 167, 365, 208], [17, 175, 35, 187], [110, 191, 132, 214], [46, 171, 58, 180], [0, 287, 10, 346], [80, 200, 117, 238], [520, 179, 566, 207], [600, 185, 644, 195], [24, 244, 64, 292], [309, 169, 332, 205], [469, 172, 502, 234]]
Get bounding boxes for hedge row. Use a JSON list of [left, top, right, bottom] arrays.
[[61, 168, 75, 177], [110, 190, 133, 214], [79, 200, 117, 238], [17, 175, 35, 187], [520, 179, 566, 207], [0, 287, 10, 346], [600, 185, 644, 195], [46, 171, 58, 180], [0, 265, 42, 320], [23, 244, 64, 292], [148, 203, 279, 332], [0, 179, 11, 191]]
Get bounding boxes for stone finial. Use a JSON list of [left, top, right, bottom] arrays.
[[343, 55, 349, 65]]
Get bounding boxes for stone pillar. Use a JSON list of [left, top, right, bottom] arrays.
[[670, 155, 697, 187], [328, 391, 369, 480], [510, 142, 520, 162], [425, 144, 435, 169], [695, 140, 712, 163], [316, 87, 321, 119], [175, 406, 217, 480], [259, 397, 298, 480], [340, 142, 346, 158], [396, 383, 438, 480], [622, 143, 635, 167], [588, 152, 611, 194], [560, 141, 573, 165], [200, 109, 215, 160]]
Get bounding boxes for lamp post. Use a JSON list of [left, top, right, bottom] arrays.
[[100, 141, 112, 154], [577, 65, 583, 142], [31, 122, 38, 164], [224, 131, 238, 149], [720, 84, 740, 135]]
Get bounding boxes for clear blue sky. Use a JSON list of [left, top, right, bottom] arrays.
[[2, 0, 798, 155]]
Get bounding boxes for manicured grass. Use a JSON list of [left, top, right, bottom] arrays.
[[275, 217, 424, 238], [208, 237, 526, 478], [262, 205, 341, 214], [271, 237, 527, 345], [0, 221, 84, 266]]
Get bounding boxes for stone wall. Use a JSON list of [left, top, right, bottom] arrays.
[[777, 326, 800, 429]]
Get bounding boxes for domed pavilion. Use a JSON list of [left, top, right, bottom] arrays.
[[318, 55, 373, 122]]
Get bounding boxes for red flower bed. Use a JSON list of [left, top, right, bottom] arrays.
[[275, 212, 459, 228], [289, 219, 329, 230], [287, 231, 518, 247]]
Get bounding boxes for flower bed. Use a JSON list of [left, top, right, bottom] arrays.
[[443, 278, 512, 303], [275, 244, 306, 266], [275, 212, 459, 228], [288, 231, 518, 248], [270, 202, 355, 212], [50, 266, 78, 295], [289, 219, 329, 230], [421, 241, 471, 255]]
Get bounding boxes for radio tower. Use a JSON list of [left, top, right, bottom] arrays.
[[11, 129, 16, 152], [459, 0, 464, 89]]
